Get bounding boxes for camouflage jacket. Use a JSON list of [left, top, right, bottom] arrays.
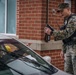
[[53, 14, 76, 41], [53, 14, 76, 53]]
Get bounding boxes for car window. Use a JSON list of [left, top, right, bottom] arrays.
[[4, 44, 19, 52], [0, 39, 58, 74]]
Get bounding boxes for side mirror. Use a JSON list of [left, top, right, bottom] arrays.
[[43, 56, 51, 63]]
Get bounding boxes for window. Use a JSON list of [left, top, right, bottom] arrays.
[[0, 0, 16, 34]]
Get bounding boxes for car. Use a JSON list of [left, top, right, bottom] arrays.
[[0, 35, 72, 75]]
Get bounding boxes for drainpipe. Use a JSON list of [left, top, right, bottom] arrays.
[[75, 0, 76, 13]]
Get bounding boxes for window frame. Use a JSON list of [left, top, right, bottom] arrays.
[[1, 0, 17, 36]]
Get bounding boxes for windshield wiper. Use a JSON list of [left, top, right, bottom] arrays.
[[0, 48, 57, 74], [19, 56, 54, 74], [0, 60, 24, 75]]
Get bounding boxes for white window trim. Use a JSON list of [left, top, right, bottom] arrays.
[[0, 33, 18, 38], [5, 0, 7, 33]]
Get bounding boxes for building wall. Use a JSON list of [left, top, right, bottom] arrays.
[[71, 0, 76, 13], [17, 0, 75, 70], [17, 0, 44, 40], [17, 0, 64, 40]]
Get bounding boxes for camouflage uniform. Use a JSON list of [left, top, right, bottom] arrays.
[[53, 13, 76, 74], [51, 3, 76, 74]]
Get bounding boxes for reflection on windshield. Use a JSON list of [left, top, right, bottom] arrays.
[[0, 39, 58, 74]]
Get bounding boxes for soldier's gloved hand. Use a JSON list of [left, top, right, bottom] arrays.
[[44, 27, 52, 35]]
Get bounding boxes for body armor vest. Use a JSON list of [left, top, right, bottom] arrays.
[[60, 14, 76, 44]]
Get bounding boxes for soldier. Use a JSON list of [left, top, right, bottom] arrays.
[[44, 3, 76, 75]]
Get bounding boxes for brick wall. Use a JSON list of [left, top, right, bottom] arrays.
[[17, 0, 76, 71], [17, 0, 64, 40], [71, 0, 76, 13], [17, 0, 76, 40], [17, 0, 44, 40]]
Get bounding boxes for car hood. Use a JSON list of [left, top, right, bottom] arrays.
[[7, 59, 72, 75], [52, 70, 72, 75], [7, 59, 50, 75]]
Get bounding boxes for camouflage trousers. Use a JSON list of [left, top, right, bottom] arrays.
[[64, 45, 76, 75]]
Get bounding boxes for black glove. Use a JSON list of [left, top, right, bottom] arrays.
[[44, 24, 54, 42]]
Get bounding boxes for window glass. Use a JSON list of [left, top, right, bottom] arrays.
[[0, 0, 5, 33], [7, 0, 16, 33], [4, 44, 19, 52], [0, 0, 16, 34]]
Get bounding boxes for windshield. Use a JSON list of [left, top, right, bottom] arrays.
[[0, 39, 58, 74]]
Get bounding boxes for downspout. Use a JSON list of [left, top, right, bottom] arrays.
[[44, 0, 50, 42], [75, 0, 76, 13]]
